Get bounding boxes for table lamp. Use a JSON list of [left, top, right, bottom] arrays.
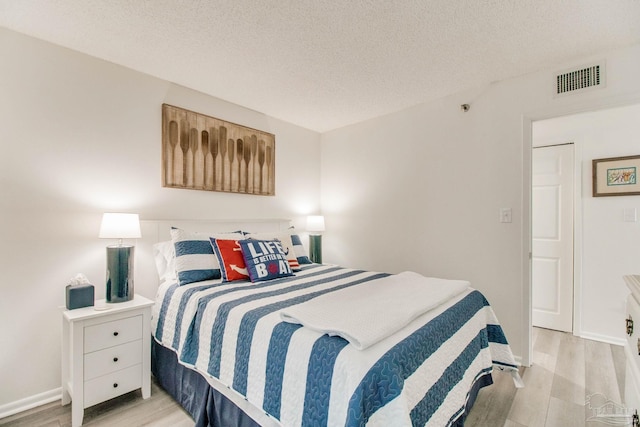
[[99, 213, 141, 302], [307, 215, 325, 264]]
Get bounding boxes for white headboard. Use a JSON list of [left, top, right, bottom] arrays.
[[135, 218, 292, 299]]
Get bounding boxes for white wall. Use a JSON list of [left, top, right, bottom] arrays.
[[320, 43, 640, 364], [533, 104, 640, 343], [0, 28, 321, 409]]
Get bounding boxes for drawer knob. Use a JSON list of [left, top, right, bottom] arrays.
[[113, 383, 118, 388], [627, 315, 634, 336], [113, 357, 119, 362], [113, 331, 119, 337]]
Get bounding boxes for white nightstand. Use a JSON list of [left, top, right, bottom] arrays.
[[61, 294, 154, 427]]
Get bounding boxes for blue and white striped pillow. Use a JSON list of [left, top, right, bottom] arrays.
[[290, 233, 312, 264], [170, 228, 244, 285]]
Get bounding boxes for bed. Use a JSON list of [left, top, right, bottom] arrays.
[[143, 219, 520, 427]]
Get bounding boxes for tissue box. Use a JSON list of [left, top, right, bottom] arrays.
[[65, 284, 95, 310]]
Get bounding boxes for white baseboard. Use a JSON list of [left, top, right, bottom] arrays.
[[0, 388, 61, 420], [513, 355, 524, 367], [579, 331, 626, 347]]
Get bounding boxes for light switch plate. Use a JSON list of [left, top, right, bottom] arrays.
[[500, 208, 512, 223], [624, 208, 637, 222]]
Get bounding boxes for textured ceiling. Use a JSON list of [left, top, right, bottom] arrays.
[[1, 1, 640, 132]]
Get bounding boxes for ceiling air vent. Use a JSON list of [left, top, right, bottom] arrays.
[[555, 62, 605, 96]]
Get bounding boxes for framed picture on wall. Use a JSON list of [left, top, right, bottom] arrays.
[[161, 104, 276, 196], [592, 155, 640, 197]]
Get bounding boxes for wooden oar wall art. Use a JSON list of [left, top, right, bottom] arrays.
[[162, 104, 275, 196]]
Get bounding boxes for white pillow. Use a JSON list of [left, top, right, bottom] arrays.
[[152, 240, 176, 282]]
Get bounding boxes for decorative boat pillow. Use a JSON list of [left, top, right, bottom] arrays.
[[239, 239, 295, 282], [210, 239, 250, 282], [243, 232, 300, 271]]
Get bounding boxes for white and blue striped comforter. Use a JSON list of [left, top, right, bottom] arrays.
[[152, 264, 518, 427]]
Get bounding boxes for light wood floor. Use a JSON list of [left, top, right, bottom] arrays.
[[467, 327, 627, 427], [0, 379, 193, 427], [0, 327, 628, 427]]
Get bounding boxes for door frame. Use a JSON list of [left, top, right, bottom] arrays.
[[522, 116, 583, 367], [531, 142, 578, 334], [521, 95, 640, 367]]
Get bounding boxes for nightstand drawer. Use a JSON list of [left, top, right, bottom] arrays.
[[84, 315, 142, 353], [83, 363, 142, 408], [84, 340, 142, 381], [627, 296, 640, 366]]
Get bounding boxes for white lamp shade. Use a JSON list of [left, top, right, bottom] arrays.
[[99, 213, 141, 239], [306, 215, 325, 233]]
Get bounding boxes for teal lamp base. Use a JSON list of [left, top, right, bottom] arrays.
[[309, 234, 322, 264], [105, 245, 135, 302]]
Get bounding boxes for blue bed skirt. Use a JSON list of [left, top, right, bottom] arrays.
[[151, 338, 491, 427], [152, 339, 262, 427]]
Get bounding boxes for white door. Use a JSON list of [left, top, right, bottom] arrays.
[[532, 144, 574, 332]]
